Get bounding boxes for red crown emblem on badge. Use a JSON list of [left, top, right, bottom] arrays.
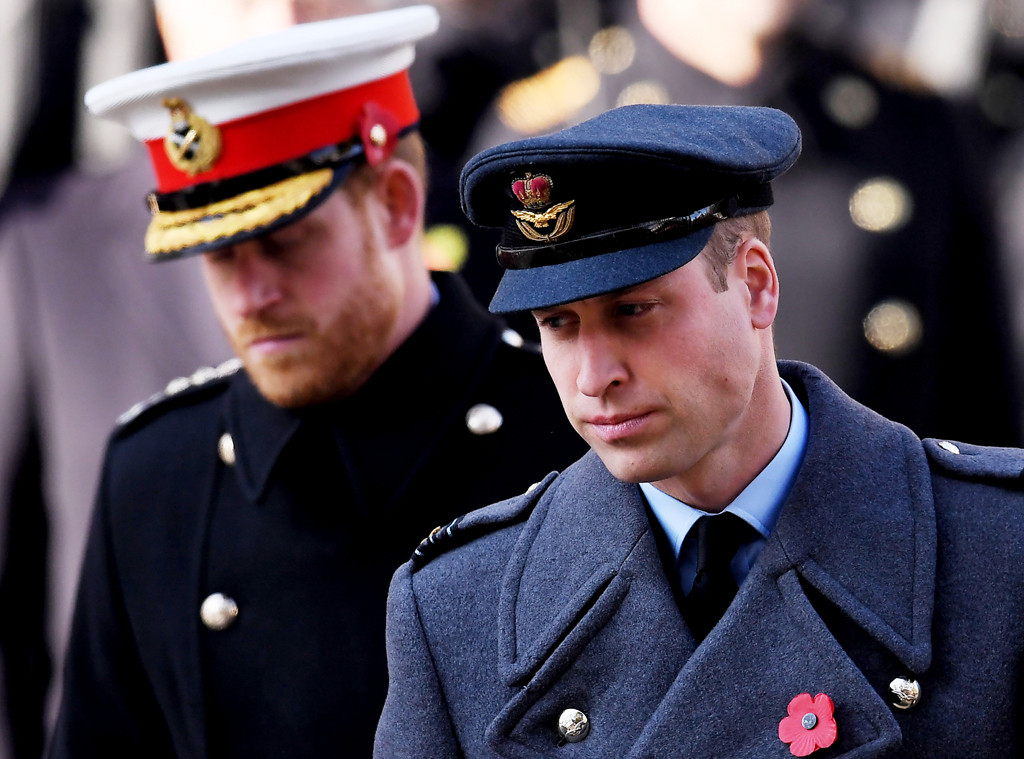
[[512, 173, 553, 209]]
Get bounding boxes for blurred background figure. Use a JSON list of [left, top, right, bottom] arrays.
[[0, 3, 217, 758], [0, 0, 42, 191], [987, 0, 1024, 427], [465, 0, 1024, 449], [0, 0, 155, 188], [0, 3, 173, 758]]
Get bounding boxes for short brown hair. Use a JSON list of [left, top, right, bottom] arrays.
[[701, 210, 771, 292]]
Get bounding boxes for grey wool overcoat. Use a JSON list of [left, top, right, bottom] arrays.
[[375, 361, 1024, 758]]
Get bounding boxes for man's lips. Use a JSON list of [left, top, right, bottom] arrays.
[[246, 332, 305, 354], [582, 411, 654, 443]]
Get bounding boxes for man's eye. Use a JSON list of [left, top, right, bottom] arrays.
[[264, 234, 303, 255], [204, 247, 234, 264], [616, 303, 652, 317], [263, 221, 312, 253], [535, 313, 569, 330]]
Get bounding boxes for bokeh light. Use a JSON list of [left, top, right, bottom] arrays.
[[616, 80, 671, 107], [497, 56, 602, 134], [589, 26, 636, 75], [422, 224, 469, 272], [821, 75, 879, 129], [863, 299, 924, 355], [849, 177, 913, 233]]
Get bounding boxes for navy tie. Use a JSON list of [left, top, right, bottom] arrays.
[[681, 513, 756, 642]]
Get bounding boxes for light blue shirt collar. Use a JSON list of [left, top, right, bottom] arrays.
[[640, 378, 807, 588]]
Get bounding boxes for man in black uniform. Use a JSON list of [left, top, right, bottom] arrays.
[[49, 7, 586, 757]]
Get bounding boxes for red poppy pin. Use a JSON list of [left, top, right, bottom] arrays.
[[778, 693, 838, 757]]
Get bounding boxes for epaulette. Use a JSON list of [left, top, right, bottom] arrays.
[[923, 438, 1024, 487], [115, 358, 243, 430], [500, 327, 542, 356], [411, 471, 558, 568]]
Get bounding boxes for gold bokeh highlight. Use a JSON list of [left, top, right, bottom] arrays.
[[863, 299, 924, 355], [497, 56, 602, 135], [849, 177, 913, 233]]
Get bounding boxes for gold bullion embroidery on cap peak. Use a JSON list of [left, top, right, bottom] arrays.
[[145, 170, 333, 257], [510, 173, 575, 242], [162, 97, 222, 176]]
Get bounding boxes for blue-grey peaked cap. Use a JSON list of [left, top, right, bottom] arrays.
[[460, 104, 802, 313]]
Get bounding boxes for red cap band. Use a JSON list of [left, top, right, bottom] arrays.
[[145, 70, 419, 193]]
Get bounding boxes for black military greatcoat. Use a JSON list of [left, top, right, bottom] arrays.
[[49, 272, 587, 758]]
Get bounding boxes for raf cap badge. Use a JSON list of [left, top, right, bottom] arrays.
[[162, 97, 222, 176], [510, 173, 575, 242]]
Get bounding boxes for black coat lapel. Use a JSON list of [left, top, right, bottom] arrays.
[[115, 397, 226, 756]]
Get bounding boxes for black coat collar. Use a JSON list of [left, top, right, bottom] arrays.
[[225, 272, 503, 506]]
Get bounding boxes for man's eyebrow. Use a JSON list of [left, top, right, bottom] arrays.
[[532, 283, 653, 316], [614, 283, 646, 297], [599, 283, 650, 301]]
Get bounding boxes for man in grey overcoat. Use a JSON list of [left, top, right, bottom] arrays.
[[375, 104, 1024, 757]]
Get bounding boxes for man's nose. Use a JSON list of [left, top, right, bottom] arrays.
[[575, 329, 628, 397], [232, 245, 284, 317]]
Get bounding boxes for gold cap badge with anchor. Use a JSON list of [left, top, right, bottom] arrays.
[[162, 97, 222, 176], [84, 7, 440, 260]]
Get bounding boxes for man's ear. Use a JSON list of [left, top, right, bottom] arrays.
[[737, 236, 779, 330], [373, 159, 424, 248]]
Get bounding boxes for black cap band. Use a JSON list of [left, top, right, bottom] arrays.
[[496, 185, 773, 270]]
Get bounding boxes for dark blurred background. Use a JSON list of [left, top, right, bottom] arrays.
[[4, 1, 1024, 757]]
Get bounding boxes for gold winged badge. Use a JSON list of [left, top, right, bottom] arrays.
[[510, 173, 575, 242]]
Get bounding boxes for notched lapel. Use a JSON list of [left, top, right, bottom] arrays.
[[487, 454, 692, 758], [629, 568, 904, 758], [495, 453, 649, 686], [486, 571, 634, 757], [623, 367, 936, 758], [499, 560, 627, 687], [773, 370, 937, 674]]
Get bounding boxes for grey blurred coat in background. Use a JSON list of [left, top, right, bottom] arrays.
[[0, 154, 230, 757]]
